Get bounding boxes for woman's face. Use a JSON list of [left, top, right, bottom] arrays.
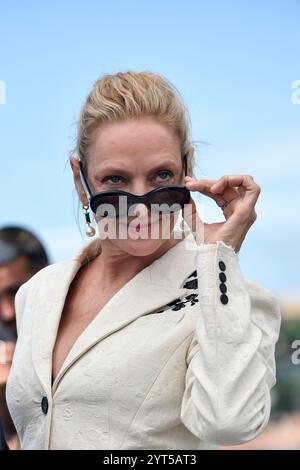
[[71, 116, 187, 257]]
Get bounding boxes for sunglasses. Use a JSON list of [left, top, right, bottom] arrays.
[[78, 155, 191, 218]]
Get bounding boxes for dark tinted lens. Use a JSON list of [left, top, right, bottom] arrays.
[[92, 193, 138, 218], [90, 187, 190, 217], [150, 187, 190, 213], [91, 193, 120, 217]]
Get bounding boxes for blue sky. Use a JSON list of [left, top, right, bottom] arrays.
[[0, 0, 299, 300]]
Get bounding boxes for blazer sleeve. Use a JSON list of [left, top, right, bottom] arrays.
[[180, 240, 282, 446]]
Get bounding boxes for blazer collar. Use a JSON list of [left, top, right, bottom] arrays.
[[30, 223, 199, 395]]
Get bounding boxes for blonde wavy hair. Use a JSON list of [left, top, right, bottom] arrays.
[[73, 70, 196, 176]]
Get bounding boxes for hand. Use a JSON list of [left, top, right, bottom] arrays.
[[182, 175, 261, 253]]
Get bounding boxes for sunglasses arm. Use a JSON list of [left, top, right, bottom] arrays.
[[183, 154, 188, 176], [78, 159, 93, 200]]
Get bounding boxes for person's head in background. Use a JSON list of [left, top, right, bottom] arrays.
[[0, 226, 49, 340]]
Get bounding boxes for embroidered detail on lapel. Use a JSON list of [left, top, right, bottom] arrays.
[[185, 293, 199, 305], [182, 270, 198, 290], [156, 292, 199, 313], [156, 269, 199, 313], [183, 278, 198, 289], [168, 298, 186, 311], [187, 270, 197, 279]]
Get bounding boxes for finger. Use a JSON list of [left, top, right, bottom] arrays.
[[184, 178, 239, 207], [184, 179, 223, 201], [185, 177, 240, 196], [210, 175, 257, 193], [210, 175, 261, 207]]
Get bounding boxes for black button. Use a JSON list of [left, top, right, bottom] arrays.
[[41, 396, 48, 415], [219, 272, 227, 283], [220, 294, 229, 304], [219, 261, 226, 271], [219, 283, 227, 294]]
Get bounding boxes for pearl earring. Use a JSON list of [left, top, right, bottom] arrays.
[[83, 204, 96, 237]]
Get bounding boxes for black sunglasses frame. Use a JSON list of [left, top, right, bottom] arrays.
[[78, 154, 190, 216]]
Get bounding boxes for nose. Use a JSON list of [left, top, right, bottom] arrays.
[[129, 181, 152, 197], [128, 202, 149, 220], [125, 181, 151, 220]]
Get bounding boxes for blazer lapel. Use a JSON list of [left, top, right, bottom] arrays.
[[31, 225, 200, 395], [30, 258, 82, 395]]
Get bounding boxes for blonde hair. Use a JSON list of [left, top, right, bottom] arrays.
[[74, 71, 195, 175]]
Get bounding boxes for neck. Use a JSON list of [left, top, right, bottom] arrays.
[[87, 231, 185, 291]]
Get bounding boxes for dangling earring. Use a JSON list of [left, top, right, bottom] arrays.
[[82, 204, 96, 237]]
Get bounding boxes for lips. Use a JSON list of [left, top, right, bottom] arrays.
[[120, 217, 161, 228], [136, 219, 160, 230], [136, 222, 153, 229]]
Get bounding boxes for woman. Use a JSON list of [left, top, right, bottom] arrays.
[[6, 71, 281, 450]]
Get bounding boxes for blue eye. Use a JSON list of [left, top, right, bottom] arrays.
[[104, 175, 123, 184], [102, 170, 173, 185], [156, 171, 173, 181]]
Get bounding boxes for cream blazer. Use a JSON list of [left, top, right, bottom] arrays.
[[6, 227, 281, 450]]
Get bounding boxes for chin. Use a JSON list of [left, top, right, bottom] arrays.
[[115, 236, 167, 257], [97, 216, 177, 256]]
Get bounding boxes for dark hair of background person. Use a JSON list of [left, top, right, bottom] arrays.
[[0, 226, 49, 274]]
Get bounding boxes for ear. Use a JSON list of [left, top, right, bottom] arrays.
[[69, 156, 89, 206]]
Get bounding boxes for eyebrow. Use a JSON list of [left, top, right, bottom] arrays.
[[93, 159, 180, 180]]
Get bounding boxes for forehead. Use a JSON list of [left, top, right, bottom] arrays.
[[86, 116, 181, 168]]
